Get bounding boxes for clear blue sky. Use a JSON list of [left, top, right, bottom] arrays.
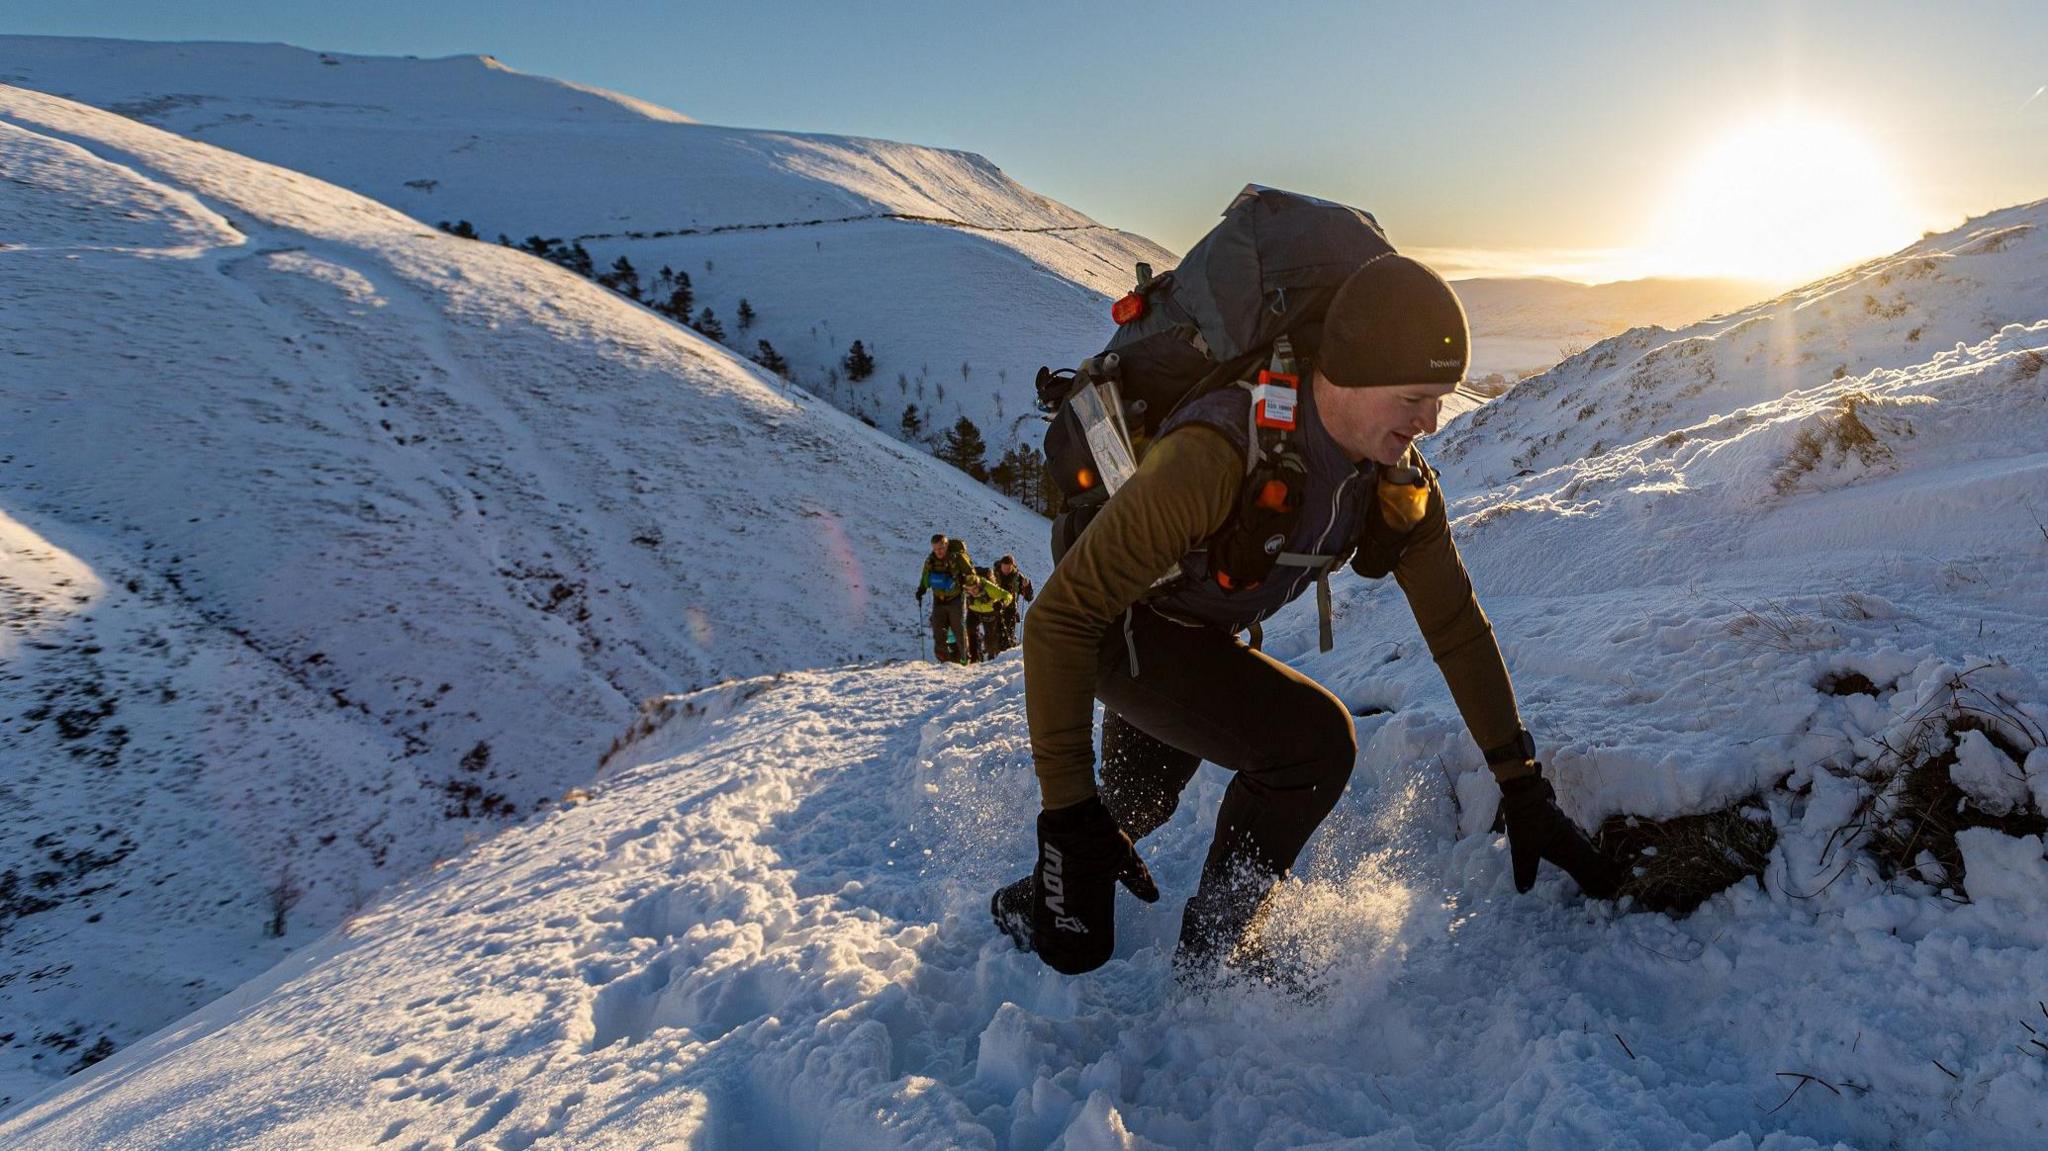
[[7, 1, 2046, 278]]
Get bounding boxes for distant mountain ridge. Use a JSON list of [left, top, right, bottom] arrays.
[[1453, 274, 1774, 382]]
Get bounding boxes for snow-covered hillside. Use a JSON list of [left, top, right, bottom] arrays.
[[0, 84, 1047, 1109], [8, 144, 2047, 1145], [1439, 204, 2048, 484], [0, 35, 1172, 452]]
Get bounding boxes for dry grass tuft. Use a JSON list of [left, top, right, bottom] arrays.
[[1866, 715, 2045, 892], [1715, 592, 1835, 655], [1818, 669, 2048, 898], [1774, 392, 1897, 494], [1598, 796, 1777, 916]]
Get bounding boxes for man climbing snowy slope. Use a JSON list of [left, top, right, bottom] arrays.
[[998, 242, 1619, 982]]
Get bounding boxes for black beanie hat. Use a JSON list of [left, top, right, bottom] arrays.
[[1318, 254, 1469, 388]]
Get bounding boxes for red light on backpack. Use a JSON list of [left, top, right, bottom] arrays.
[[1111, 293, 1146, 325], [1075, 466, 1097, 490], [1214, 570, 1261, 593]]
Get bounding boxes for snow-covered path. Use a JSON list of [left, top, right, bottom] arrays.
[[8, 652, 2045, 1149]]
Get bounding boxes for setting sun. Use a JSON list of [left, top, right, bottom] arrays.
[[1647, 111, 1923, 285]]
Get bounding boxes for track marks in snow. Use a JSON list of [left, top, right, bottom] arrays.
[[454, 1088, 519, 1145]]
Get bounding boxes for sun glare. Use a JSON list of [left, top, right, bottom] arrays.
[[1648, 112, 1921, 285]]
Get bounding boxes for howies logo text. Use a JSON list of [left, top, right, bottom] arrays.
[[1428, 358, 1462, 369]]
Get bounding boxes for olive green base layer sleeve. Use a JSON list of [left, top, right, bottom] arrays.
[[1392, 475, 1531, 783], [1025, 426, 1243, 810]]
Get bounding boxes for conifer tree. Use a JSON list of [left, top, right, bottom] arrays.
[[598, 255, 641, 299], [736, 298, 756, 332], [694, 307, 726, 343], [989, 449, 1019, 500], [842, 339, 876, 382], [1029, 446, 1063, 516], [565, 242, 594, 277], [661, 271, 694, 321], [754, 340, 790, 378], [938, 415, 989, 481], [900, 404, 924, 442]]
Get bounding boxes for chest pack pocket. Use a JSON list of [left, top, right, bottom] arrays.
[[1351, 456, 1433, 579]]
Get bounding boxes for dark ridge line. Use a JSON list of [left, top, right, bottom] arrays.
[[570, 213, 1119, 242]]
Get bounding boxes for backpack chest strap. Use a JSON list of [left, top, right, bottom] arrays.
[[1273, 552, 1342, 653]]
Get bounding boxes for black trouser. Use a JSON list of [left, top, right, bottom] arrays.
[[1013, 604, 1357, 962], [929, 596, 967, 663], [996, 606, 1020, 652], [966, 610, 1002, 661]]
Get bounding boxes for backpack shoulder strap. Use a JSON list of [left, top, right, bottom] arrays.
[[1147, 339, 1318, 605]]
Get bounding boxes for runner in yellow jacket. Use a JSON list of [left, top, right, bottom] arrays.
[[962, 567, 1015, 662]]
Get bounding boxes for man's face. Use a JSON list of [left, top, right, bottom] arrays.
[[931, 540, 948, 558], [1311, 373, 1455, 466]]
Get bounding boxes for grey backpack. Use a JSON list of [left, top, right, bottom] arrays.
[[1037, 185, 1394, 505]]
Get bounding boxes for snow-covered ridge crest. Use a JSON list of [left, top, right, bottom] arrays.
[[0, 34, 1172, 449], [477, 55, 697, 124], [2, 36, 696, 124], [0, 81, 1046, 1110], [0, 35, 1114, 234]]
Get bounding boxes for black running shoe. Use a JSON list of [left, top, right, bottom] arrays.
[[990, 875, 1034, 952]]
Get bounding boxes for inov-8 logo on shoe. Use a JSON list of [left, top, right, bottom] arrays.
[[1039, 843, 1088, 933]]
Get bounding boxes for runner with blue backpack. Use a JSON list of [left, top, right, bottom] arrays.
[[914, 533, 975, 664]]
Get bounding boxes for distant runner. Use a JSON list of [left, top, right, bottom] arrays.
[[914, 533, 973, 664], [962, 567, 1015, 662], [989, 554, 1034, 654]]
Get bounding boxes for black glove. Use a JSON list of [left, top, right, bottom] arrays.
[[915, 587, 925, 603], [1032, 795, 1159, 974], [1498, 769, 1619, 899]]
